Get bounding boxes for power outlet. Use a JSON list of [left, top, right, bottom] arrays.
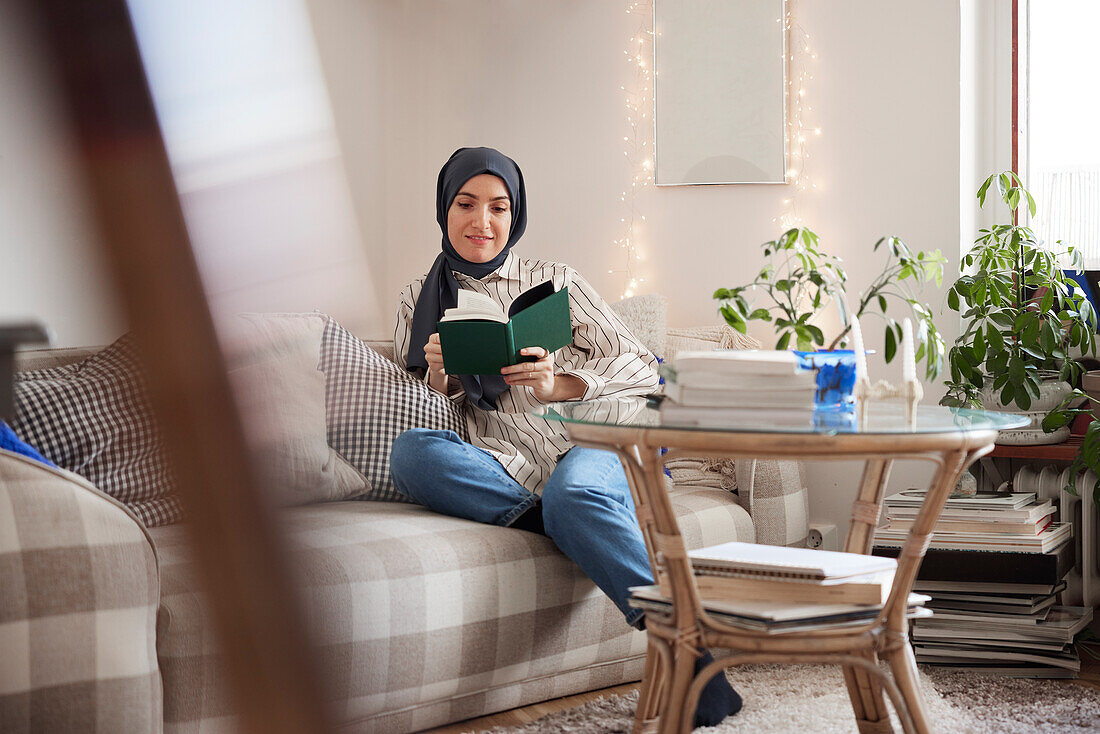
[[807, 522, 838, 551]]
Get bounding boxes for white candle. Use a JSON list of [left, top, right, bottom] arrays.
[[850, 316, 868, 383], [902, 318, 917, 383]]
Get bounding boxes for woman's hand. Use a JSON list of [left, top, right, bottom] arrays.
[[501, 347, 586, 403], [425, 333, 449, 395]]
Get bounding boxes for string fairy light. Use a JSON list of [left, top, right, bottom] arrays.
[[611, 0, 654, 299], [613, 2, 818, 293], [775, 2, 820, 229]]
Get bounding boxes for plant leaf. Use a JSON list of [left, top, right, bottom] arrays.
[[749, 308, 772, 321]]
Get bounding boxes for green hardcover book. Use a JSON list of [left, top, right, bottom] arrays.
[[437, 281, 572, 376]]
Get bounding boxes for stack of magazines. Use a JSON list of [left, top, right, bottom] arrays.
[[873, 489, 1071, 553], [873, 488, 1090, 677], [659, 350, 817, 427], [628, 541, 930, 634]]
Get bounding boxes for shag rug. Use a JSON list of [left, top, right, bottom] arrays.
[[476, 664, 1100, 733]]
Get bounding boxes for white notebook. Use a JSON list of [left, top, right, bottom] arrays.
[[630, 584, 928, 623], [688, 541, 897, 582]]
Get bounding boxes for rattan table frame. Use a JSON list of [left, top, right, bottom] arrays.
[[559, 421, 999, 734]]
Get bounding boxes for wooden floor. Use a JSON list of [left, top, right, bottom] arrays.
[[423, 642, 1100, 733]]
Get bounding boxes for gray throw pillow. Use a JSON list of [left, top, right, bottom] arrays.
[[12, 334, 182, 527], [319, 316, 467, 502]]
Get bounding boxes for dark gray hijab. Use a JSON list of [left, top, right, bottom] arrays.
[[406, 147, 527, 410]]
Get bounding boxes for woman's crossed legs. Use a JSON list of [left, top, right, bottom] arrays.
[[389, 427, 742, 726], [389, 428, 651, 626]]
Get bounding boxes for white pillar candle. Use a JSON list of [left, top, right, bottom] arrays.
[[902, 318, 917, 383], [850, 316, 869, 383]]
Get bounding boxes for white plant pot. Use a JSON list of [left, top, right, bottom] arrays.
[[978, 379, 1074, 446]]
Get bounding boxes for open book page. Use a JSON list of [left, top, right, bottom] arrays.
[[439, 289, 508, 323]]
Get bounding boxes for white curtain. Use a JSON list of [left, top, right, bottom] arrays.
[[1032, 166, 1100, 266]]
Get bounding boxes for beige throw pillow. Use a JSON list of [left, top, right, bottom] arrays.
[[664, 324, 761, 361], [230, 312, 370, 505]]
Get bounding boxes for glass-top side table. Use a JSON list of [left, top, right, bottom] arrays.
[[538, 398, 1026, 435], [534, 398, 1027, 734]]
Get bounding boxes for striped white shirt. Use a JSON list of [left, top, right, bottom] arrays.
[[394, 253, 660, 493]]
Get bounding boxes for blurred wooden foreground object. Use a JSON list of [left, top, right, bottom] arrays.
[[21, 1, 332, 732]]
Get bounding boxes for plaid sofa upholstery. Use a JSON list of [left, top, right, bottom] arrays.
[[0, 449, 161, 733], [738, 460, 810, 548], [5, 336, 805, 734], [151, 489, 753, 733]]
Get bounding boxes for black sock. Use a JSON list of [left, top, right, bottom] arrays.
[[509, 501, 545, 536], [693, 649, 742, 728]]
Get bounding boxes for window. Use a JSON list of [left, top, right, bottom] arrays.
[[1020, 0, 1100, 265]]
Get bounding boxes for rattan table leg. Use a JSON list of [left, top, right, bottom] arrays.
[[659, 648, 698, 734], [884, 638, 930, 734], [842, 652, 894, 733], [845, 459, 893, 555], [634, 637, 665, 734], [841, 459, 896, 732]]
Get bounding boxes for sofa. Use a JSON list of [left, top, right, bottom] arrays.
[[0, 318, 809, 734]]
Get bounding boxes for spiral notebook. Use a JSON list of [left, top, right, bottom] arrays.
[[688, 541, 896, 583]]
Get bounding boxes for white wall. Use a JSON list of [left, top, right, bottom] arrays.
[[307, 1, 962, 333], [306, 0, 966, 532], [128, 0, 387, 338], [5, 0, 998, 533], [0, 1, 125, 347]]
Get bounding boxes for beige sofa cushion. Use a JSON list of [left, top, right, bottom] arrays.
[[148, 486, 752, 733], [229, 312, 371, 505]]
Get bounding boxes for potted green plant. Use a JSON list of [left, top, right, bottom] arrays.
[[713, 227, 947, 380], [941, 171, 1100, 499], [940, 172, 1096, 435]]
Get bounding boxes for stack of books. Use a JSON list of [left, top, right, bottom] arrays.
[[873, 489, 1091, 677], [659, 350, 817, 427], [873, 489, 1071, 553], [629, 541, 930, 634]]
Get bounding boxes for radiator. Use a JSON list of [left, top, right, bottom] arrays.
[[1014, 465, 1100, 607], [1059, 470, 1100, 607]]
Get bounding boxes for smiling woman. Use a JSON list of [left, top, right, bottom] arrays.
[[390, 145, 743, 729], [447, 173, 513, 263]]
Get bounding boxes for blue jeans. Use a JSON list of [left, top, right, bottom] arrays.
[[389, 428, 653, 627]]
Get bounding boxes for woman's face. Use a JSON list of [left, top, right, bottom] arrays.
[[447, 173, 512, 263]]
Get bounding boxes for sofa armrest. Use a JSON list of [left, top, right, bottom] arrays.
[[736, 459, 810, 547], [0, 449, 162, 733]]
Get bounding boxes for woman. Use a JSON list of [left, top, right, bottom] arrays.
[[389, 147, 742, 727]]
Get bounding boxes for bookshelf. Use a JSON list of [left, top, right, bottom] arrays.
[[989, 435, 1084, 462], [987, 413, 1094, 461]]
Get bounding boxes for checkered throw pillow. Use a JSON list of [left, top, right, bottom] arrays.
[[11, 334, 182, 527], [320, 317, 467, 502]]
